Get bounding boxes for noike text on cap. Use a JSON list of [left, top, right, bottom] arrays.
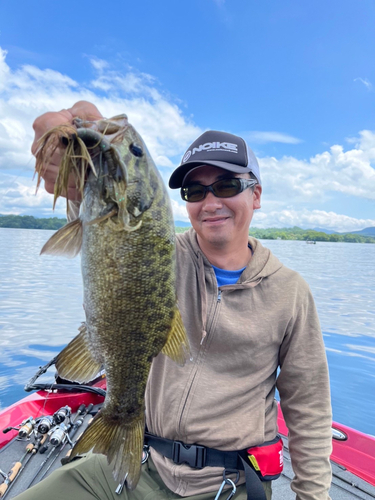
[[182, 141, 238, 163]]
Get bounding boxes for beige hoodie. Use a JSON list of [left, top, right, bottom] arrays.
[[145, 229, 332, 499]]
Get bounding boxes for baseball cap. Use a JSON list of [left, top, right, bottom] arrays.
[[169, 130, 261, 189]]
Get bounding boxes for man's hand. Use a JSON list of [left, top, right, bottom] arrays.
[[32, 101, 103, 200]]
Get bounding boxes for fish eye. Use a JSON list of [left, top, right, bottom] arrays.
[[129, 143, 144, 157]]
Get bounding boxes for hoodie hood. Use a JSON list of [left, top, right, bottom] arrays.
[[177, 228, 284, 286]]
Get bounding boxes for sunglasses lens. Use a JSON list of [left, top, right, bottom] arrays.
[[181, 184, 206, 202], [181, 179, 245, 202], [212, 179, 242, 198]]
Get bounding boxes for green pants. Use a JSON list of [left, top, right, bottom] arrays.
[[15, 453, 272, 500]]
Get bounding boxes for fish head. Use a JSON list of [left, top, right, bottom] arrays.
[[75, 116, 162, 231]]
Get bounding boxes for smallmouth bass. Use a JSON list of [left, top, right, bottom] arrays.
[[34, 114, 189, 489]]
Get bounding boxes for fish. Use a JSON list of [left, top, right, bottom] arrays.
[[34, 114, 190, 489]]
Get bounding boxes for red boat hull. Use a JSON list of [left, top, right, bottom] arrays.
[[277, 405, 375, 487], [0, 381, 106, 449], [1, 386, 374, 487]]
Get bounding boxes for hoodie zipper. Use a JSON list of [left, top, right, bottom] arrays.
[[178, 286, 223, 434]]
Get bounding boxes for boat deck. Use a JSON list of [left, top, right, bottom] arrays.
[[1, 425, 375, 499], [276, 436, 375, 499], [1, 387, 374, 500]]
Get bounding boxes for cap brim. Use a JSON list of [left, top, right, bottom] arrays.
[[169, 160, 252, 189]]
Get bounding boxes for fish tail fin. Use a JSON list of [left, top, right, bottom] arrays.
[[161, 307, 190, 366], [70, 411, 145, 490], [55, 324, 102, 383], [40, 218, 83, 258]]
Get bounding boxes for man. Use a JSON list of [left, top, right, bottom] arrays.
[[18, 101, 332, 500]]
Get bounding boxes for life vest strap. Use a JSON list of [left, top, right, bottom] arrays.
[[144, 432, 284, 500]]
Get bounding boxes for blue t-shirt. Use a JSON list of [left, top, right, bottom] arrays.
[[212, 265, 246, 287], [212, 244, 252, 287]]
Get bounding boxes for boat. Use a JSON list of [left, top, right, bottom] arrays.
[[306, 240, 317, 244], [0, 360, 374, 499]]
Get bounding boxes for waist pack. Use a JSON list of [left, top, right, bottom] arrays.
[[246, 436, 284, 480], [144, 432, 283, 500]]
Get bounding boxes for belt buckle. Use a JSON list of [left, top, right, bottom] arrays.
[[172, 441, 206, 469]]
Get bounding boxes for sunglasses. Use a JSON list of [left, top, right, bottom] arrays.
[[180, 178, 257, 202]]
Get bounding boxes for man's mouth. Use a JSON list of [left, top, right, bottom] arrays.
[[202, 216, 230, 224]]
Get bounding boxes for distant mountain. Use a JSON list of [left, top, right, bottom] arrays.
[[312, 227, 338, 234], [174, 220, 191, 227], [347, 226, 375, 236], [311, 226, 375, 237]]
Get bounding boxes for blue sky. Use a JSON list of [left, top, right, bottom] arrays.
[[0, 0, 374, 231]]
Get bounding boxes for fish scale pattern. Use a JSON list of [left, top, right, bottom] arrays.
[[41, 117, 189, 489]]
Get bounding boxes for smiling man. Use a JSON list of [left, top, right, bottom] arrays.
[[145, 130, 333, 500], [18, 105, 333, 500], [170, 130, 262, 270]]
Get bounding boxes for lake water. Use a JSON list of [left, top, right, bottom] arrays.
[[0, 228, 374, 436]]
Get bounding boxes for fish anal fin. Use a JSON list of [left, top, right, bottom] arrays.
[[70, 411, 144, 490], [40, 219, 83, 258], [161, 308, 190, 366], [55, 324, 102, 383]]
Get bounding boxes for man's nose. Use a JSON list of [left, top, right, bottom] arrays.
[[201, 190, 223, 210]]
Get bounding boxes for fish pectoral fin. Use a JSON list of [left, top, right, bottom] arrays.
[[161, 308, 190, 366], [40, 218, 83, 258], [69, 411, 144, 490], [55, 324, 102, 383]]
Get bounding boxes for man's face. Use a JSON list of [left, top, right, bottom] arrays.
[[184, 165, 262, 250]]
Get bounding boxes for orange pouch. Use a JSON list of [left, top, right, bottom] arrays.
[[246, 435, 283, 480]]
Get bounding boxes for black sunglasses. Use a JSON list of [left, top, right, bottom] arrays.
[[180, 178, 257, 202]]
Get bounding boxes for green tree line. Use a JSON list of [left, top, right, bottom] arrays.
[[0, 214, 67, 230], [248, 226, 375, 244], [175, 225, 375, 243], [1, 216, 374, 243]]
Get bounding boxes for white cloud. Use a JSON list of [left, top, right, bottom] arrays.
[[0, 46, 374, 234], [251, 208, 375, 233], [259, 132, 375, 202], [0, 172, 68, 217], [354, 77, 373, 91], [246, 131, 302, 144], [170, 199, 189, 221], [0, 49, 201, 176]]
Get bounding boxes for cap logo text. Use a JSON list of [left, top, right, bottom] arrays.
[[182, 150, 192, 163], [192, 142, 238, 155]]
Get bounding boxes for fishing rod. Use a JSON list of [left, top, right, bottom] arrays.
[[27, 404, 87, 488], [1, 434, 48, 499], [23, 357, 106, 398], [0, 440, 37, 498], [38, 404, 93, 482], [27, 426, 71, 487]]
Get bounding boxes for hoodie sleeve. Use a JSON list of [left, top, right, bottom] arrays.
[[277, 277, 332, 500]]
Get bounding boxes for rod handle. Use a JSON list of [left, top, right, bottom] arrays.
[[0, 463, 22, 496], [8, 462, 21, 481], [86, 403, 94, 414], [77, 404, 85, 415]]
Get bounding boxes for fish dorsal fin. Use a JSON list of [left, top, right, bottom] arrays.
[[40, 219, 83, 258], [55, 324, 103, 383], [161, 308, 190, 366]]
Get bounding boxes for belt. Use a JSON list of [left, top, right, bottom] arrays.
[[144, 432, 267, 500]]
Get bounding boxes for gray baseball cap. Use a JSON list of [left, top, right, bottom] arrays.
[[169, 130, 261, 189]]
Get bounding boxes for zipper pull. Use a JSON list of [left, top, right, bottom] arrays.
[[200, 330, 207, 345], [217, 289, 222, 302]]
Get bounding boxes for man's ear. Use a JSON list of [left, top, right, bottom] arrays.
[[253, 184, 262, 210]]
